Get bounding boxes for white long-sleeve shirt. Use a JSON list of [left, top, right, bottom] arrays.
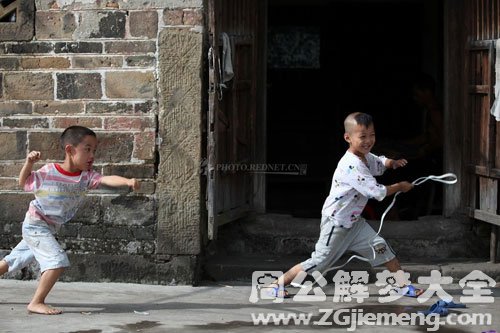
[[322, 151, 388, 228]]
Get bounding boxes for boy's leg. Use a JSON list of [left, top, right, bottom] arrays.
[[383, 255, 423, 297], [27, 267, 64, 315], [384, 257, 401, 272], [22, 220, 70, 315], [384, 257, 407, 285], [0, 260, 8, 275], [268, 217, 352, 294], [263, 264, 304, 298], [278, 263, 305, 286], [1, 240, 36, 275], [349, 220, 423, 294]]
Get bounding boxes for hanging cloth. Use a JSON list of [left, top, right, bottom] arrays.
[[220, 32, 234, 84], [491, 91, 500, 121], [492, 40, 500, 121]]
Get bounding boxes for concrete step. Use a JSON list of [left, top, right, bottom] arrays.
[[202, 254, 500, 283], [215, 214, 488, 260]]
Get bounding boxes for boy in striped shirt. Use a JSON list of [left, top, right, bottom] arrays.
[[0, 126, 140, 314]]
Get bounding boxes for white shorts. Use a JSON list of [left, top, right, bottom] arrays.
[[3, 214, 69, 273], [300, 216, 396, 273]]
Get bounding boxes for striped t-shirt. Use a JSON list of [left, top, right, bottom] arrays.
[[25, 163, 102, 225]]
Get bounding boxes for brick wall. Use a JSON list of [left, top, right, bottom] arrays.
[[0, 0, 204, 284]]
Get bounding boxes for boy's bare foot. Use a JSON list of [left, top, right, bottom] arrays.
[[27, 303, 62, 315]]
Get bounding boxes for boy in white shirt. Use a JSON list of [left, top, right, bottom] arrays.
[[267, 112, 421, 298]]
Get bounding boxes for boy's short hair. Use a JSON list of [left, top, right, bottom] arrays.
[[353, 112, 373, 127], [60, 126, 96, 150], [344, 112, 374, 132]]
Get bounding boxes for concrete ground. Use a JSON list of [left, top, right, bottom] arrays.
[[1, 268, 500, 333]]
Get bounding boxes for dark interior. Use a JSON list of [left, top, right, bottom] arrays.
[[266, 0, 443, 219]]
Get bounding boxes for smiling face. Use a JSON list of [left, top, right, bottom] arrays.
[[67, 134, 98, 172], [344, 123, 376, 157]]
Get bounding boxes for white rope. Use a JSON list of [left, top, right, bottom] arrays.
[[292, 173, 457, 287]]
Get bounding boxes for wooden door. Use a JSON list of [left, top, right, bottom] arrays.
[[206, 0, 264, 239], [467, 0, 500, 262]]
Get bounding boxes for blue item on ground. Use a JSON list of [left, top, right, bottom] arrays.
[[418, 302, 449, 316], [436, 300, 466, 308], [398, 285, 423, 298]]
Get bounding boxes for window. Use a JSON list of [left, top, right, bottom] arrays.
[[0, 0, 34, 41]]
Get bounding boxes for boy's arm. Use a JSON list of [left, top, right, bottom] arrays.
[[19, 151, 41, 188], [100, 175, 140, 191], [384, 158, 408, 169], [385, 181, 413, 196]]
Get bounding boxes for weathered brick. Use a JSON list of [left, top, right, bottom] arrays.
[[20, 57, 70, 69], [35, 11, 76, 40], [134, 130, 156, 160], [0, 178, 20, 190], [52, 117, 103, 129], [0, 163, 24, 177], [4, 73, 54, 100], [57, 223, 79, 237], [5, 42, 53, 54], [101, 196, 155, 226], [0, 193, 32, 222], [130, 226, 156, 240], [163, 9, 183, 25], [134, 101, 157, 114], [28, 132, 63, 160], [129, 11, 158, 38], [34, 101, 84, 115], [72, 196, 101, 224], [86, 102, 133, 114], [1, 222, 22, 236], [131, 180, 155, 194], [57, 73, 102, 100], [0, 74, 2, 99], [35, 0, 203, 10], [104, 226, 131, 239], [105, 71, 155, 98], [102, 164, 155, 178], [3, 117, 49, 129], [0, 102, 32, 116], [183, 9, 203, 26], [95, 132, 133, 162], [0, 131, 27, 160], [125, 55, 155, 67], [103, 116, 155, 130], [54, 42, 103, 53], [104, 41, 156, 54], [72, 56, 123, 68], [0, 233, 22, 246], [0, 57, 19, 70], [35, 0, 114, 10], [79, 225, 106, 238], [75, 11, 126, 40]]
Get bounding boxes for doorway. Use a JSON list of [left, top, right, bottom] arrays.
[[265, 0, 443, 219]]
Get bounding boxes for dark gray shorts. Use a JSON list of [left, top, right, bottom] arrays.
[[300, 216, 396, 273]]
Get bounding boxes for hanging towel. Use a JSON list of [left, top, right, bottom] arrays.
[[220, 32, 234, 83], [491, 91, 500, 121], [492, 40, 500, 121]]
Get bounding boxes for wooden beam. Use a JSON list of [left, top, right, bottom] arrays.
[[474, 209, 500, 226], [215, 204, 250, 226], [469, 84, 490, 94], [0, 1, 17, 21]]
